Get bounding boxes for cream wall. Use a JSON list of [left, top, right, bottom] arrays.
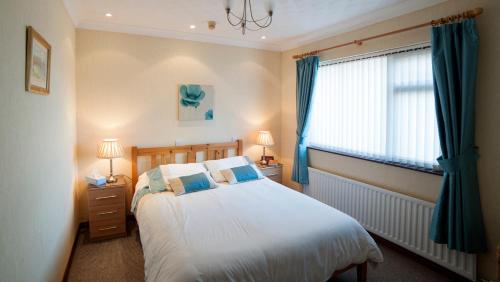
[[280, 0, 500, 280], [76, 30, 281, 220], [0, 0, 78, 281]]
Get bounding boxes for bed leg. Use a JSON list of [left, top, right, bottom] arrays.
[[356, 262, 367, 282]]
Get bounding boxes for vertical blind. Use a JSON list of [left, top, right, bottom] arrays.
[[308, 45, 440, 169]]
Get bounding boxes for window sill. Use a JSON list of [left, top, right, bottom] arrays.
[[308, 146, 444, 176]]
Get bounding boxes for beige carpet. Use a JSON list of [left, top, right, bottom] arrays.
[[67, 222, 460, 282], [67, 222, 144, 282]]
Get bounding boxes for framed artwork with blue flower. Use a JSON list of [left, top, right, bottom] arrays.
[[178, 84, 214, 121]]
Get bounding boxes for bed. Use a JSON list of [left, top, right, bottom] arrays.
[[131, 140, 383, 282]]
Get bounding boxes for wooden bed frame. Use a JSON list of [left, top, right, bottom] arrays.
[[130, 139, 368, 282], [131, 139, 243, 190], [329, 262, 367, 282]]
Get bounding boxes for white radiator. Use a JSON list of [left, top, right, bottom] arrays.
[[305, 167, 476, 281]]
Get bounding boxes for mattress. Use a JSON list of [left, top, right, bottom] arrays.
[[134, 178, 383, 282]]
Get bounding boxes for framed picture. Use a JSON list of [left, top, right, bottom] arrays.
[[25, 26, 51, 95], [178, 84, 214, 121]]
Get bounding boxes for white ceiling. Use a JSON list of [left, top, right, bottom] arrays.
[[63, 0, 445, 51]]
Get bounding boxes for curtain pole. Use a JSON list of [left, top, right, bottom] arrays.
[[292, 7, 483, 60]]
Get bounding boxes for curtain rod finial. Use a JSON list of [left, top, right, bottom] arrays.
[[472, 7, 483, 16]]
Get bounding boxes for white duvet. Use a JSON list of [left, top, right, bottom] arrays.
[[134, 178, 383, 282]]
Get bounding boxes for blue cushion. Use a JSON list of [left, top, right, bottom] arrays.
[[231, 165, 259, 182], [220, 164, 264, 184], [169, 172, 217, 196], [181, 173, 211, 193]]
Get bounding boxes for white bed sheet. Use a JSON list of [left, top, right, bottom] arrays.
[[135, 178, 383, 282]]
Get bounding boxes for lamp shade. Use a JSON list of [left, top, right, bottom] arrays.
[[97, 139, 124, 159], [256, 131, 274, 146]]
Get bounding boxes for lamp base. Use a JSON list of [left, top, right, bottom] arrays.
[[106, 158, 118, 183], [106, 175, 118, 183]]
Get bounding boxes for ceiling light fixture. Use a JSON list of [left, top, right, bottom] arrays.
[[105, 13, 112, 17], [261, 35, 266, 40], [225, 0, 273, 35], [190, 24, 196, 29]]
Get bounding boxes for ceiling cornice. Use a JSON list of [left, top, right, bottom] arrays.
[[62, 0, 79, 26], [76, 21, 283, 51]]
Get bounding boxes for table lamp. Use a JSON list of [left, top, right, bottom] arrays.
[[97, 138, 124, 183], [256, 130, 274, 165]]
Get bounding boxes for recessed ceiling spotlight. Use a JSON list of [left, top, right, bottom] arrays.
[[105, 13, 113, 17], [261, 35, 267, 40], [190, 25, 196, 29]]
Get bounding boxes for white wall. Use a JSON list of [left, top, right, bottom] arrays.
[[0, 0, 78, 281], [76, 29, 281, 220], [280, 0, 500, 280]]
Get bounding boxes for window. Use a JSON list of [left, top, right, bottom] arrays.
[[308, 45, 441, 170]]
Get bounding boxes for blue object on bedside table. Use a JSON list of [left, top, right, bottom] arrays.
[[86, 175, 107, 186]]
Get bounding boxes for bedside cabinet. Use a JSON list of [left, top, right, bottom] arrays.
[[257, 163, 283, 184], [87, 176, 127, 240]]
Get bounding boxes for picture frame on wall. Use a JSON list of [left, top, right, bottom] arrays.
[[25, 26, 51, 95], [178, 84, 215, 121]]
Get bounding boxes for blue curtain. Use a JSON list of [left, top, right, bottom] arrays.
[[291, 56, 319, 184], [429, 19, 487, 253]]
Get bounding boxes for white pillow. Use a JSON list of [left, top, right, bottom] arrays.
[[160, 163, 207, 177], [136, 172, 151, 192], [204, 156, 252, 182]]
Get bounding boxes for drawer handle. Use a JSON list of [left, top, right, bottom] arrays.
[[97, 210, 117, 216], [95, 195, 117, 200], [98, 226, 117, 231], [267, 174, 279, 177]]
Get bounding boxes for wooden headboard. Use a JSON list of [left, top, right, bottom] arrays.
[[131, 139, 243, 190]]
